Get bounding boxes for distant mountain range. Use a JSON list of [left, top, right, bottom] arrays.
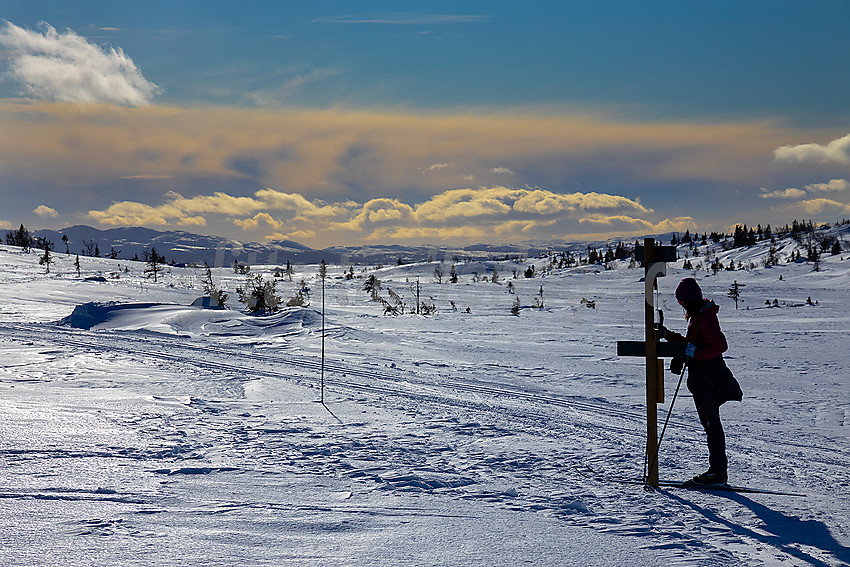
[[29, 225, 588, 267], [31, 225, 321, 267]]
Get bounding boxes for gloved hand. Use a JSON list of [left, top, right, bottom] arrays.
[[670, 356, 686, 374], [685, 342, 697, 358]]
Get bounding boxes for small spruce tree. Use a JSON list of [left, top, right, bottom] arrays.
[[727, 280, 744, 309], [144, 247, 166, 282], [38, 244, 53, 273], [6, 224, 33, 252], [363, 274, 382, 301], [200, 264, 228, 307], [511, 296, 521, 316]]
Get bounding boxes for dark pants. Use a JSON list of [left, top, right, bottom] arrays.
[[693, 393, 727, 474], [687, 357, 736, 475]]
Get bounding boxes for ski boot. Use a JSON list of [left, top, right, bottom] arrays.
[[686, 470, 728, 486]]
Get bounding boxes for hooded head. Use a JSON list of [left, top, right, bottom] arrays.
[[675, 277, 703, 304]]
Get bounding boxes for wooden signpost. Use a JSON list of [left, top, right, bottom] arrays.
[[617, 238, 684, 488]]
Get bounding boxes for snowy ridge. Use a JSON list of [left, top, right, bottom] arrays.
[[1, 226, 849, 565]]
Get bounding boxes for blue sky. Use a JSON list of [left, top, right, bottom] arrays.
[[1, 1, 849, 246]]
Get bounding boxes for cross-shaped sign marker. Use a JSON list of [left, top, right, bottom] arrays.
[[616, 238, 685, 488]]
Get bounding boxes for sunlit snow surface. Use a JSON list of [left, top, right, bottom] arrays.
[[1, 230, 849, 566]]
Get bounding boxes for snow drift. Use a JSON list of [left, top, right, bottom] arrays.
[[61, 301, 325, 341]]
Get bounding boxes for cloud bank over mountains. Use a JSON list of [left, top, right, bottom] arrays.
[[88, 186, 686, 245]]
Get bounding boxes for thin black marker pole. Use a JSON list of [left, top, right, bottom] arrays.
[[320, 260, 326, 405]]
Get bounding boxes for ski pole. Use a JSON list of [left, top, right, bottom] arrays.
[[644, 358, 687, 487]]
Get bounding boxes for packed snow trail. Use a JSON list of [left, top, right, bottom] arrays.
[[0, 321, 676, 567], [1, 316, 847, 566]]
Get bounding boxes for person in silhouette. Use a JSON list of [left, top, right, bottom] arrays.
[[660, 277, 742, 485]]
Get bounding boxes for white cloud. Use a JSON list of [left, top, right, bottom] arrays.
[[233, 212, 283, 231], [88, 188, 350, 230], [490, 167, 514, 175], [255, 189, 349, 219], [774, 133, 850, 164], [759, 187, 806, 199], [577, 215, 696, 235], [0, 21, 159, 106], [797, 198, 850, 215], [33, 204, 59, 218], [88, 200, 206, 227], [119, 174, 174, 180], [759, 178, 849, 201], [165, 191, 263, 216], [424, 162, 453, 173], [804, 178, 849, 193]]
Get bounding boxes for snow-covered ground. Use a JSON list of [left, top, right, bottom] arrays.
[[1, 229, 848, 566]]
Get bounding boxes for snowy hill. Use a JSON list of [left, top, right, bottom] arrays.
[[1, 225, 849, 566]]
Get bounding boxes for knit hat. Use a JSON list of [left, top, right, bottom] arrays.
[[675, 277, 703, 303]]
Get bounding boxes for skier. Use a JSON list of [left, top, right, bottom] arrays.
[[659, 277, 742, 485]]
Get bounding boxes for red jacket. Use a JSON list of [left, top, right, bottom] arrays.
[[666, 300, 728, 361]]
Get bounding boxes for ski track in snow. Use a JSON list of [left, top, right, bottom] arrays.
[[1, 231, 850, 566]]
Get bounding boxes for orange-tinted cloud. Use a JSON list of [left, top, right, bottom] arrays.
[[0, 102, 803, 194], [33, 204, 59, 218], [796, 199, 850, 215], [86, 185, 692, 245], [1, 100, 834, 245]]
